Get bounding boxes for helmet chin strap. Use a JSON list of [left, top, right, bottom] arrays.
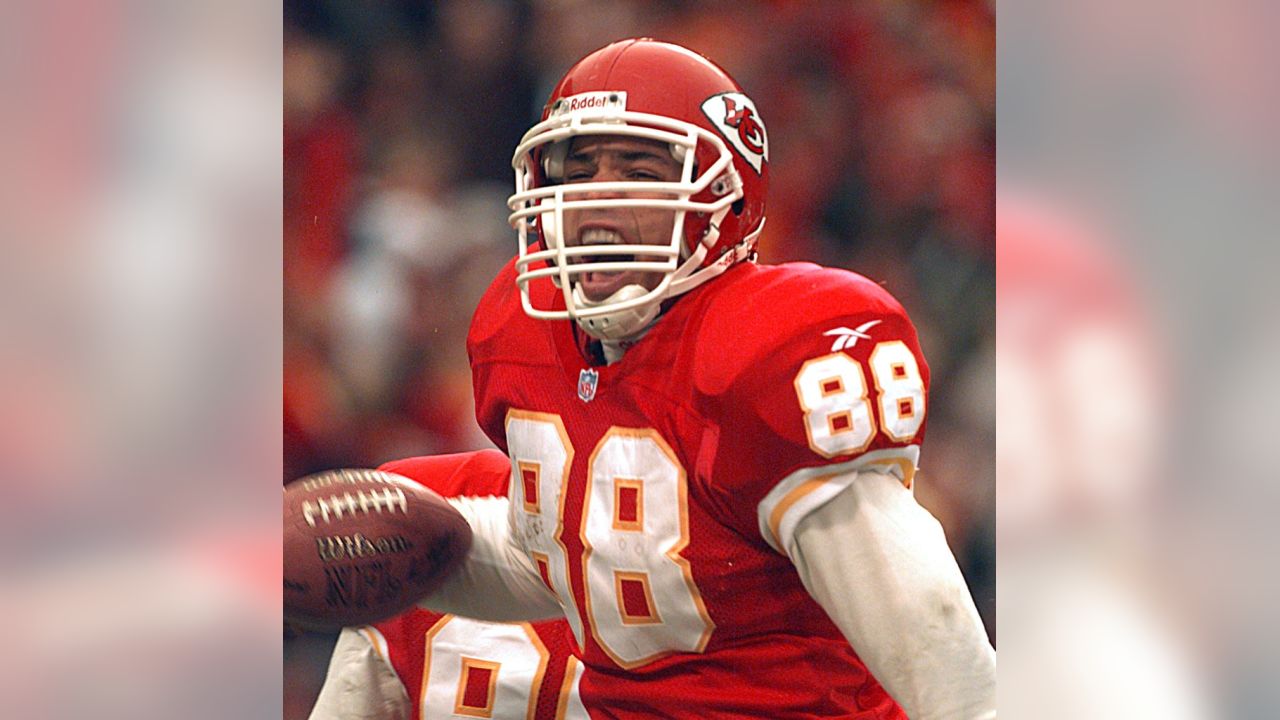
[[571, 283, 660, 341], [569, 231, 723, 342]]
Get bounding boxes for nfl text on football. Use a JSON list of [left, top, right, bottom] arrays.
[[283, 469, 472, 630]]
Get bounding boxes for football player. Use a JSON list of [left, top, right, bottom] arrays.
[[308, 451, 581, 720], [416, 39, 996, 718]]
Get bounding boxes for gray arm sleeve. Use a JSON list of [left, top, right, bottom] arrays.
[[308, 627, 409, 720], [790, 470, 997, 720], [416, 495, 564, 622]]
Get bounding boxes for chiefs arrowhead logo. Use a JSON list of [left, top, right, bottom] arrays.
[[702, 92, 769, 175], [722, 97, 766, 155]]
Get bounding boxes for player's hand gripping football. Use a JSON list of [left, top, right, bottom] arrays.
[[283, 469, 472, 630]]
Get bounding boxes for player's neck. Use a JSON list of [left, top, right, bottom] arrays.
[[576, 321, 655, 365], [600, 335, 635, 364]]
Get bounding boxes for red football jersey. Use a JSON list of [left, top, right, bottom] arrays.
[[357, 611, 580, 720], [368, 453, 582, 720], [468, 259, 929, 718]]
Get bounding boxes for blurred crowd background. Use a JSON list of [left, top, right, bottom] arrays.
[[283, 0, 994, 715]]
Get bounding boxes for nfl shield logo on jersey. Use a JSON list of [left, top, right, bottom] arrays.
[[577, 368, 599, 402]]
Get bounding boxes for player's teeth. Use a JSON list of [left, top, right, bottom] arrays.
[[582, 228, 621, 244]]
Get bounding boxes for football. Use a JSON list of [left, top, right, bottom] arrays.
[[284, 468, 473, 630]]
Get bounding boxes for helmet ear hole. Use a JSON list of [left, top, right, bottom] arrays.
[[731, 198, 744, 215], [541, 140, 570, 182], [537, 199, 559, 247]]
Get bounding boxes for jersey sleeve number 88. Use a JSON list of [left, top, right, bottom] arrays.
[[793, 340, 925, 458]]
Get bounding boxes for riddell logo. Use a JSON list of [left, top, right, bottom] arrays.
[[549, 91, 628, 118], [702, 92, 769, 175]]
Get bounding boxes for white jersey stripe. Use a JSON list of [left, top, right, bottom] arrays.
[[756, 446, 920, 557]]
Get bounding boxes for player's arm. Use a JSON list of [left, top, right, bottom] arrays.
[[416, 493, 564, 621], [309, 627, 410, 720], [718, 289, 994, 718], [789, 471, 996, 720], [379, 452, 565, 622]]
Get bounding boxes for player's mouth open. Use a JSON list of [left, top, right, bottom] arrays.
[[578, 263, 637, 300], [573, 228, 641, 300]]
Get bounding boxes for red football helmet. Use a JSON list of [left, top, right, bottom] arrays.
[[508, 38, 769, 340]]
